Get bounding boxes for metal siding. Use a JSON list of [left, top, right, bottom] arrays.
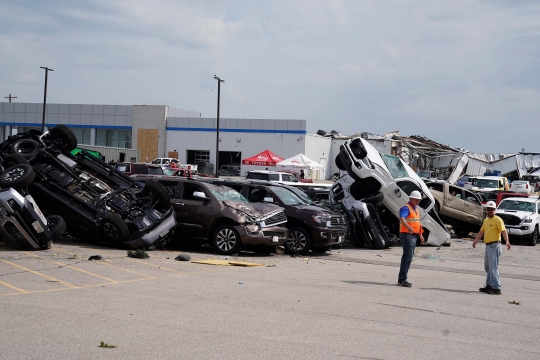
[[305, 135, 332, 179], [76, 144, 140, 162]]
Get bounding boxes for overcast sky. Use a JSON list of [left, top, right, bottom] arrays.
[[1, 0, 539, 153]]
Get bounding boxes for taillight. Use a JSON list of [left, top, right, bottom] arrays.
[[526, 184, 529, 189]]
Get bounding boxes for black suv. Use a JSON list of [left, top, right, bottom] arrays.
[[198, 179, 347, 254], [0, 125, 177, 249]]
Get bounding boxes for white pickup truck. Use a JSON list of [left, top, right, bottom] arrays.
[[151, 158, 198, 174]]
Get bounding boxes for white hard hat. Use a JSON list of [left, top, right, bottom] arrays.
[[410, 190, 422, 199], [485, 201, 497, 209]]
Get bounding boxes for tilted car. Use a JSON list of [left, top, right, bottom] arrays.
[[115, 162, 165, 177], [0, 163, 66, 250], [335, 137, 450, 246], [199, 178, 347, 254], [496, 197, 540, 246], [133, 176, 289, 254], [0, 125, 177, 249]]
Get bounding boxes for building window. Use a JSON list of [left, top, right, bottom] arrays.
[[17, 126, 40, 134], [71, 129, 91, 145], [96, 129, 132, 148], [194, 151, 210, 162]]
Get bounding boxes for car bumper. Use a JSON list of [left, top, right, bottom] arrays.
[[236, 225, 288, 246], [506, 226, 533, 237], [311, 227, 347, 247], [422, 212, 451, 246], [124, 211, 177, 249]]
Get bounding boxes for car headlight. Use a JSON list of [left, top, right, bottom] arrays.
[[242, 215, 257, 224], [312, 215, 331, 226], [523, 218, 533, 223], [245, 224, 261, 236]]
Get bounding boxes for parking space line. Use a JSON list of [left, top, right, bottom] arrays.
[[93, 261, 154, 278], [20, 252, 119, 284], [0, 280, 28, 294], [0, 259, 78, 289]]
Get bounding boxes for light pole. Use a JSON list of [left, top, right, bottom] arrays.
[[40, 66, 54, 131], [213, 75, 224, 178]]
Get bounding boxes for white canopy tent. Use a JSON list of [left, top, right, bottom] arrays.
[[276, 153, 326, 180]]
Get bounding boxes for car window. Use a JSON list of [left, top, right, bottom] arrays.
[[449, 186, 461, 199], [247, 173, 266, 180], [151, 159, 161, 165], [209, 186, 248, 204], [283, 186, 310, 204], [116, 164, 130, 172], [134, 165, 148, 174], [157, 180, 179, 197], [396, 180, 433, 210], [163, 168, 176, 175], [464, 190, 480, 205], [498, 200, 535, 212], [380, 154, 408, 179], [269, 174, 279, 181], [248, 187, 268, 202], [181, 183, 207, 201], [427, 183, 443, 192], [270, 186, 305, 206], [148, 167, 163, 175], [475, 179, 498, 188]]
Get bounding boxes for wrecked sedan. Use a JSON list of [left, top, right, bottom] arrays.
[[134, 176, 289, 255], [335, 137, 450, 246], [0, 162, 66, 250], [0, 125, 176, 249]]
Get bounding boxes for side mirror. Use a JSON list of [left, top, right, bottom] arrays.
[[192, 191, 208, 201], [263, 197, 274, 203]]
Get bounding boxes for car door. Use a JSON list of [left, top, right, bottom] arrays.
[[462, 189, 484, 225], [174, 182, 211, 238]]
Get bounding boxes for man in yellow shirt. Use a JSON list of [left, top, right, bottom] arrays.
[[472, 201, 511, 295]]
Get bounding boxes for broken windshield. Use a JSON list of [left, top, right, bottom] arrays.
[[380, 153, 408, 179], [475, 179, 499, 188], [498, 200, 535, 213], [210, 187, 249, 204]]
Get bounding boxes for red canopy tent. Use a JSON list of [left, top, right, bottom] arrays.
[[241, 150, 284, 166]]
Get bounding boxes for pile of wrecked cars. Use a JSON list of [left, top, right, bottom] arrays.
[[330, 137, 451, 249], [0, 125, 177, 250]]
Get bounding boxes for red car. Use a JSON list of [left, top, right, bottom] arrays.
[[481, 191, 530, 206]]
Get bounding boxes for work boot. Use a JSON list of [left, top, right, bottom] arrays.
[[486, 288, 501, 295], [479, 285, 492, 293], [398, 281, 412, 287]]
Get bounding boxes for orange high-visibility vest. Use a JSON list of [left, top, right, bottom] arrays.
[[399, 204, 423, 234]]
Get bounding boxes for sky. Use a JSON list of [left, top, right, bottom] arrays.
[[1, 0, 539, 153]]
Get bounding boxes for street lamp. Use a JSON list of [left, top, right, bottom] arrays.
[[213, 75, 224, 178], [40, 66, 54, 131]]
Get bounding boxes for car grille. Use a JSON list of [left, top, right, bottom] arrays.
[[3, 221, 32, 250], [260, 210, 287, 227], [330, 215, 346, 227], [262, 231, 287, 238], [497, 213, 522, 226]]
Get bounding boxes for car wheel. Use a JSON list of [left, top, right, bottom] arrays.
[[0, 164, 35, 190], [46, 215, 67, 239], [285, 226, 312, 255], [2, 153, 29, 168], [362, 192, 384, 204], [212, 224, 242, 255], [10, 139, 40, 159], [335, 154, 346, 171], [99, 214, 129, 244], [142, 181, 170, 210], [527, 227, 538, 246], [50, 124, 78, 151]]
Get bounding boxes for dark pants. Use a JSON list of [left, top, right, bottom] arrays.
[[398, 233, 418, 282]]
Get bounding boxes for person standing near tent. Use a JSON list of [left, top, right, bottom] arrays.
[[300, 169, 305, 179]]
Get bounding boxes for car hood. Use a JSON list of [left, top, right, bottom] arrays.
[[222, 200, 259, 217], [292, 204, 338, 216], [496, 210, 534, 219]]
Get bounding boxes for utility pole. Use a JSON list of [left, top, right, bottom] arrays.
[[40, 67, 54, 131], [213, 75, 225, 178], [4, 94, 17, 102]]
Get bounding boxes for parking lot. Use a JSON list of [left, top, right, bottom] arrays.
[[2, 238, 540, 360]]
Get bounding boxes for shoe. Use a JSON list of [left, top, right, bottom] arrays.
[[486, 288, 501, 295], [398, 281, 412, 287], [479, 285, 492, 293]]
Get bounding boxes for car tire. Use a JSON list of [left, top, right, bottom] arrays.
[[142, 181, 170, 210], [284, 226, 312, 255], [10, 139, 40, 159], [46, 215, 67, 239], [50, 124, 78, 151], [527, 227, 538, 246], [99, 214, 129, 244], [212, 224, 242, 255], [3, 153, 29, 168], [335, 154, 346, 171], [0, 164, 35, 190], [362, 192, 384, 204]]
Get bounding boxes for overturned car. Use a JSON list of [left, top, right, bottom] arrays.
[[332, 137, 450, 247], [0, 162, 66, 250], [0, 125, 176, 249]]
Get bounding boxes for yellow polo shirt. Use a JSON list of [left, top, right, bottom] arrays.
[[480, 216, 506, 243]]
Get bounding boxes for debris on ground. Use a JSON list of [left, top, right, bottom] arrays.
[[127, 249, 149, 259], [174, 254, 191, 261], [238, 281, 244, 284], [191, 259, 263, 267], [266, 264, 277, 267], [508, 300, 521, 305], [98, 341, 117, 348], [88, 255, 102, 261]]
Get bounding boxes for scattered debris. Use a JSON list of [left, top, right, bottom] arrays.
[[99, 341, 117, 348], [442, 243, 451, 247], [266, 264, 277, 267], [238, 282, 244, 284], [127, 249, 149, 259], [68, 255, 77, 259], [508, 300, 521, 305], [191, 259, 263, 267], [174, 254, 191, 261], [88, 255, 102, 261], [426, 255, 440, 260]]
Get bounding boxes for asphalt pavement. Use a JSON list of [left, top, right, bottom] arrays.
[[1, 238, 539, 360]]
